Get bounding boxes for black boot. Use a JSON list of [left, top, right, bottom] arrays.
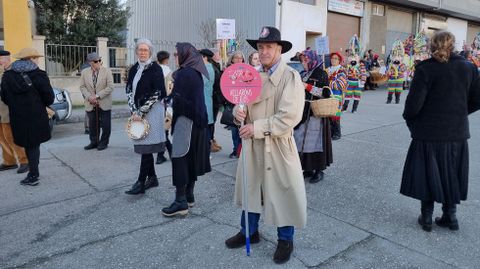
[[342, 100, 350, 111], [156, 153, 167, 164], [395, 93, 401, 104], [125, 181, 145, 195], [225, 231, 261, 249], [435, 204, 459, 230], [386, 93, 393, 104], [186, 181, 195, 208], [309, 170, 324, 183], [418, 201, 434, 232], [331, 120, 341, 140], [145, 176, 159, 190], [162, 186, 189, 217], [352, 100, 360, 113], [303, 171, 313, 179]]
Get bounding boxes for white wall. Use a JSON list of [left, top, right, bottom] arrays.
[[280, 0, 328, 60], [447, 17, 468, 51]]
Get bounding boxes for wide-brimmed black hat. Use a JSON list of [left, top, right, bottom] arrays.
[[247, 26, 292, 54]]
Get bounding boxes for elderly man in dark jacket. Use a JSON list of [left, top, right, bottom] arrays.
[[0, 48, 54, 186]]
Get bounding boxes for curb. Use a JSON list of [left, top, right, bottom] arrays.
[[57, 108, 131, 125]]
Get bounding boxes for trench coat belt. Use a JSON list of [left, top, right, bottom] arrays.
[[262, 131, 293, 153]]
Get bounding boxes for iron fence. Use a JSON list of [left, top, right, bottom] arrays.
[[108, 47, 128, 68], [45, 44, 97, 76]]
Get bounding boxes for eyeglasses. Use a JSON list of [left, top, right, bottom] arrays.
[[93, 60, 101, 63]]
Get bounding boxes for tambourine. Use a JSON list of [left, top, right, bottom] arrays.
[[126, 117, 150, 140]]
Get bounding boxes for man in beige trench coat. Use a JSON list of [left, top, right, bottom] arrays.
[[224, 26, 306, 264]]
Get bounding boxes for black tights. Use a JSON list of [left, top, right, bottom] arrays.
[[138, 154, 156, 182], [25, 146, 40, 177], [175, 181, 195, 201]]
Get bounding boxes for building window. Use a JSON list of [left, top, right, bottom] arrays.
[[372, 4, 385, 16], [290, 0, 316, 6]]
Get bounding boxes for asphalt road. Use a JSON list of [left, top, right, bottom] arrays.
[[1, 89, 479, 269]]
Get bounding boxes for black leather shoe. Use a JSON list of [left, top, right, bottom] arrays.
[[97, 144, 108, 151], [0, 163, 18, 171], [125, 181, 145, 195], [435, 215, 459, 230], [144, 176, 159, 190], [225, 231, 260, 249], [309, 171, 324, 184], [84, 143, 97, 150], [17, 164, 29, 174], [20, 175, 39, 186], [161, 200, 189, 217], [418, 214, 432, 232], [156, 155, 167, 164], [273, 240, 294, 264]]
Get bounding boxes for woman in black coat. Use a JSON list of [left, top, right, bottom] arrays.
[[401, 31, 480, 232], [161, 43, 211, 217], [293, 49, 333, 183], [124, 38, 167, 195], [0, 48, 54, 186]]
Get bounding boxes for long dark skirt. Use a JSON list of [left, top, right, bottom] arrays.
[[299, 118, 333, 171], [172, 125, 211, 187], [400, 140, 469, 204]]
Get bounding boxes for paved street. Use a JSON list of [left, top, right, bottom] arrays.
[[1, 89, 479, 269]]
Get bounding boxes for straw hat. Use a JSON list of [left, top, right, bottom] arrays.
[[13, 48, 43, 59]]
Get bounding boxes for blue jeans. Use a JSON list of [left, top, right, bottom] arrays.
[[230, 127, 241, 153], [240, 211, 294, 241]]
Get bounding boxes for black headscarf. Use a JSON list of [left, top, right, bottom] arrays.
[[174, 42, 210, 80]]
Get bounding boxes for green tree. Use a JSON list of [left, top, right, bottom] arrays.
[[34, 0, 130, 46]]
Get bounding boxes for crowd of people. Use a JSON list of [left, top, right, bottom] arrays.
[[1, 27, 480, 265]]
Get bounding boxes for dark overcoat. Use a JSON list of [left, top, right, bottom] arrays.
[[1, 67, 54, 147]]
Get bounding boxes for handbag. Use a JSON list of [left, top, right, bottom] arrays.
[[220, 105, 235, 126]]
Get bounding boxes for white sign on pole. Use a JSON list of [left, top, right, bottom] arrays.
[[216, 19, 236, 40], [315, 36, 330, 55]]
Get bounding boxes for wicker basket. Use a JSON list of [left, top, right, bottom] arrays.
[[308, 87, 338, 117]]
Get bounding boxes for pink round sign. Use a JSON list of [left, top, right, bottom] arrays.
[[220, 63, 262, 105]]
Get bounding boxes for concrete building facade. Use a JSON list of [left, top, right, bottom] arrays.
[[126, 0, 480, 62], [126, 0, 328, 62]]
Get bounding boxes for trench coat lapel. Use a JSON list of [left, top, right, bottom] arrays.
[[249, 61, 286, 106]]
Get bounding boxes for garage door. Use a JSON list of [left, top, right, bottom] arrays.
[[327, 12, 360, 54]]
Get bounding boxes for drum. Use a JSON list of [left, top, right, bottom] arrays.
[[126, 117, 150, 140], [370, 69, 388, 84]]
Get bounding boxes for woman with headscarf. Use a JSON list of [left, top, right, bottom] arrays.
[[401, 31, 480, 232], [124, 38, 167, 195], [161, 42, 211, 217], [294, 49, 333, 183]]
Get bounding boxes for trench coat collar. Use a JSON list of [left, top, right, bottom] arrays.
[[265, 59, 286, 87]]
